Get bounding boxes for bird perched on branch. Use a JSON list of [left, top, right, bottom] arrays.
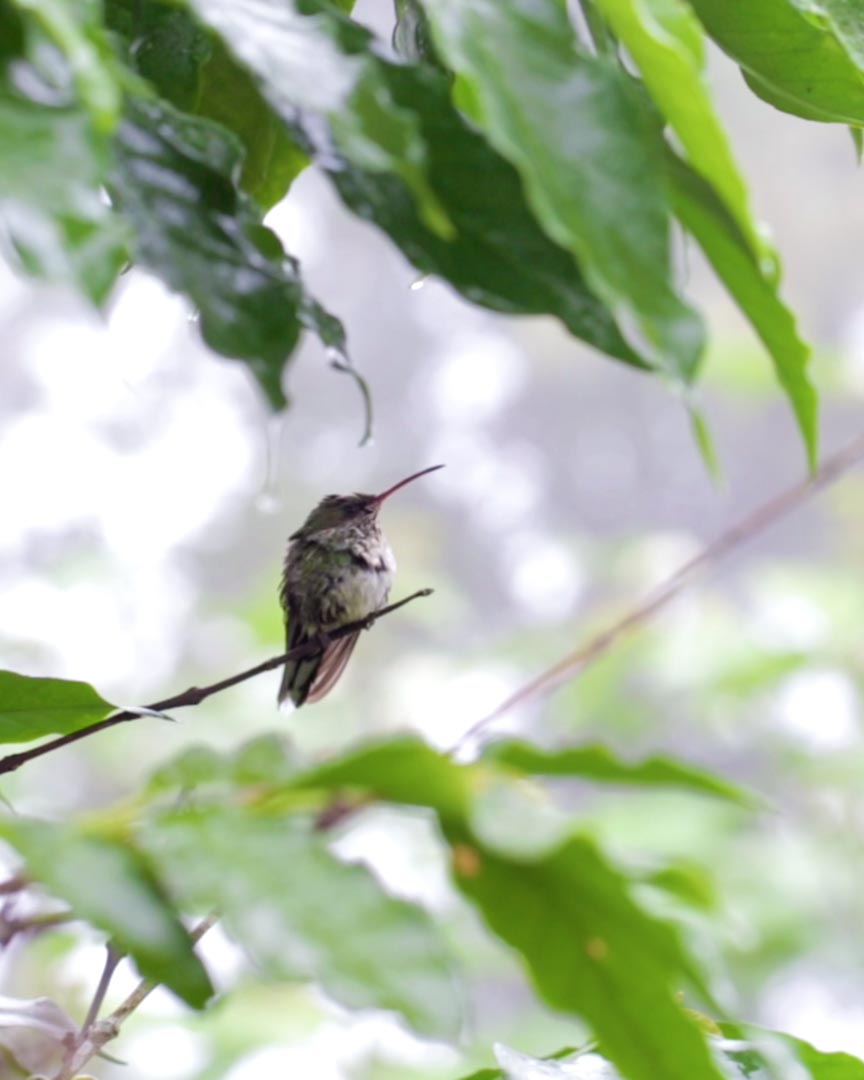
[[278, 465, 444, 707]]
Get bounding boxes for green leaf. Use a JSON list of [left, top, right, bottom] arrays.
[[184, 0, 642, 367], [143, 806, 462, 1039], [719, 1023, 864, 1079], [0, 818, 212, 1008], [689, 0, 864, 124], [11, 0, 122, 130], [112, 97, 342, 407], [0, 94, 127, 304], [393, 0, 442, 66], [147, 732, 297, 792], [185, 0, 451, 237], [638, 861, 718, 912], [291, 735, 472, 824], [0, 671, 114, 744], [421, 0, 704, 380], [105, 0, 211, 113], [326, 60, 644, 368], [482, 739, 755, 806], [194, 38, 307, 210], [451, 834, 725, 1080], [666, 152, 817, 467], [593, 0, 767, 266], [460, 1046, 606, 1079]]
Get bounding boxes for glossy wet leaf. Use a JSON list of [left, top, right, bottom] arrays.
[[195, 38, 307, 209], [143, 806, 462, 1038], [0, 94, 126, 304], [0, 819, 212, 1008], [104, 0, 210, 113], [185, 0, 642, 367], [323, 60, 643, 368], [186, 0, 450, 236], [422, 0, 704, 380], [593, 0, 766, 265], [452, 833, 725, 1080], [666, 152, 817, 467], [112, 97, 342, 407], [0, 671, 114, 744], [12, 0, 122, 130], [482, 739, 755, 805], [689, 0, 864, 124]]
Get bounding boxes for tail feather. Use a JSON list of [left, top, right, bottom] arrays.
[[278, 630, 361, 708], [306, 632, 360, 704]]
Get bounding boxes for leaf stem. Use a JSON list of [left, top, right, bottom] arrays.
[[53, 915, 217, 1080]]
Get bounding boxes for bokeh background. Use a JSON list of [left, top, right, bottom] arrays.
[[2, 1, 864, 1076]]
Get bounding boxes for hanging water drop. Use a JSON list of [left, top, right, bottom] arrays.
[[410, 275, 429, 292]]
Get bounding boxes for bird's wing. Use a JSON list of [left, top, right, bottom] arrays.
[[305, 631, 361, 704], [278, 589, 322, 708]]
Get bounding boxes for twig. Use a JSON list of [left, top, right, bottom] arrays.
[[455, 432, 864, 750], [0, 589, 433, 778], [81, 944, 122, 1033], [55, 914, 218, 1080]]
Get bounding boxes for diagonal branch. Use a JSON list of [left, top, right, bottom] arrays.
[[455, 432, 864, 750], [0, 589, 433, 778]]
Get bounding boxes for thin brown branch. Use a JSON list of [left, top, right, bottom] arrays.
[[54, 915, 217, 1080], [455, 432, 864, 750], [0, 589, 433, 778]]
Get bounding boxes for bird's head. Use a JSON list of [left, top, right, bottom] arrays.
[[290, 465, 444, 539]]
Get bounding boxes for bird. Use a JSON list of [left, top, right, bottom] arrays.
[[278, 464, 444, 708]]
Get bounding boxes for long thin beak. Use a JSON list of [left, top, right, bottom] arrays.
[[373, 464, 445, 505]]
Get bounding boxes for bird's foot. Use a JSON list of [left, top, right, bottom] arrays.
[[312, 630, 333, 653]]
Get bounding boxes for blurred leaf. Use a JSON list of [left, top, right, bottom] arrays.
[[688, 404, 723, 483], [0, 818, 212, 1008], [393, 0, 441, 66], [421, 0, 704, 380], [482, 739, 755, 806], [719, 1023, 864, 1079], [291, 735, 472, 823], [0, 671, 114, 743], [107, 0, 305, 208], [666, 152, 817, 467], [638, 861, 718, 912], [11, 0, 122, 130], [112, 97, 342, 407], [147, 743, 229, 792], [186, 0, 451, 237], [105, 0, 210, 112], [195, 38, 307, 209], [148, 733, 297, 793], [463, 1033, 864, 1079], [451, 834, 725, 1080], [593, 0, 767, 266], [458, 1045, 609, 1079], [143, 806, 462, 1039], [689, 0, 864, 124], [0, 94, 126, 303], [851, 124, 863, 161]]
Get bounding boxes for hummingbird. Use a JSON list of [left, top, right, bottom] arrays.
[[278, 464, 444, 708]]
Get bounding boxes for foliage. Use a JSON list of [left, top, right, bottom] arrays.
[[0, 0, 863, 1077], [0, 0, 843, 461]]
